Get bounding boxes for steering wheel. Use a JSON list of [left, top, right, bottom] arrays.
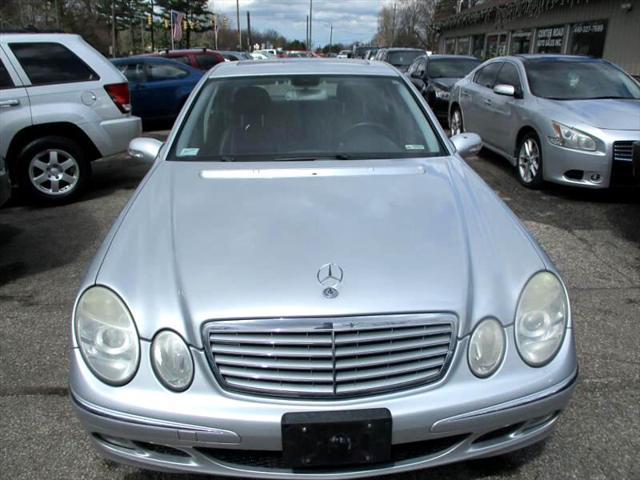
[[338, 122, 397, 147]]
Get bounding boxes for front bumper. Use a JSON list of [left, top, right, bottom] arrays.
[[542, 129, 640, 189], [428, 97, 450, 124], [0, 160, 11, 207], [70, 326, 577, 478]]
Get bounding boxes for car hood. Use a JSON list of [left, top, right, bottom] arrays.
[[546, 99, 640, 130], [431, 78, 459, 90], [93, 158, 547, 348]]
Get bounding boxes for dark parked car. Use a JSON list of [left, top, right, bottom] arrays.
[[152, 48, 225, 71], [375, 47, 425, 72], [219, 51, 252, 61], [112, 57, 202, 126], [408, 55, 481, 124]]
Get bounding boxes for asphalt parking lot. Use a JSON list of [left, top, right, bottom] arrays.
[[1, 138, 638, 480]]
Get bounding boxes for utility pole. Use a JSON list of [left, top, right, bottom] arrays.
[[236, 0, 242, 50], [141, 18, 145, 53], [329, 24, 333, 49], [150, 0, 155, 51], [309, 0, 313, 51], [247, 11, 252, 51], [391, 2, 397, 47], [306, 15, 309, 50], [54, 0, 61, 29], [111, 0, 116, 57]]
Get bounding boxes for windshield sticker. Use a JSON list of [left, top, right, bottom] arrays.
[[405, 144, 425, 151], [179, 148, 200, 156]]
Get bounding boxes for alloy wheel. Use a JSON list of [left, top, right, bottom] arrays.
[[518, 138, 540, 184], [450, 110, 462, 136], [29, 149, 80, 196]]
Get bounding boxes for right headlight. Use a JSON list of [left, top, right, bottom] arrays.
[[75, 286, 140, 385], [468, 318, 505, 378], [515, 272, 569, 367]]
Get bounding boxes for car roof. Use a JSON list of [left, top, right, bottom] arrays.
[[208, 59, 398, 78], [384, 47, 424, 52], [427, 54, 479, 61], [515, 54, 596, 62], [112, 56, 195, 67], [0, 32, 83, 41]]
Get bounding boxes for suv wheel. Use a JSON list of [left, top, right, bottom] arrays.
[[17, 136, 90, 205], [516, 132, 543, 188], [450, 107, 463, 136]]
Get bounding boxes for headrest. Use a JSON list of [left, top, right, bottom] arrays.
[[233, 86, 271, 114]]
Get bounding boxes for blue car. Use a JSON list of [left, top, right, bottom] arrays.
[[112, 57, 202, 126]]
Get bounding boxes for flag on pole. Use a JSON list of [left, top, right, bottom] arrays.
[[171, 10, 185, 42]]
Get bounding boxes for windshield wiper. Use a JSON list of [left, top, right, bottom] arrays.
[[273, 154, 352, 161], [586, 96, 634, 100]]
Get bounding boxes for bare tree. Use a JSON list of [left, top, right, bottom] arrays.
[[374, 0, 439, 49]]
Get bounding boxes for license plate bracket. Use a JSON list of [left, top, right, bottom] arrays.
[[632, 141, 640, 178], [282, 409, 392, 469]]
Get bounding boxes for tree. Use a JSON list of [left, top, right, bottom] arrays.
[[373, 0, 439, 49]]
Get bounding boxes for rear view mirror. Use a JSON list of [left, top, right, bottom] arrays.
[[493, 84, 515, 96], [128, 137, 163, 163], [450, 133, 482, 159]]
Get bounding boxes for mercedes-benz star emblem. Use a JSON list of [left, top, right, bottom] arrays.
[[317, 263, 343, 299]]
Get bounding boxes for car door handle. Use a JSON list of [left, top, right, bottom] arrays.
[[0, 99, 20, 107], [460, 91, 470, 97], [483, 98, 492, 105]]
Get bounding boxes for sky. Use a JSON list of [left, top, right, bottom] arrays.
[[208, 0, 391, 47]]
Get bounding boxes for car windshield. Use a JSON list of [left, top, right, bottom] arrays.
[[388, 51, 423, 67], [428, 58, 481, 78], [171, 75, 445, 162], [525, 59, 640, 100]]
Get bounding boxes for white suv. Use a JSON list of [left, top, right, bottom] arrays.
[[0, 33, 142, 205]]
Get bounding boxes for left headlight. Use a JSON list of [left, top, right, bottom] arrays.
[[549, 121, 597, 151], [434, 86, 450, 100], [515, 272, 568, 367], [75, 286, 140, 386], [151, 330, 194, 392]]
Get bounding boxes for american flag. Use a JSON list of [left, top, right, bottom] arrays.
[[171, 10, 185, 42]]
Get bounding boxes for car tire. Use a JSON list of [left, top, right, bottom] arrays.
[[16, 136, 91, 205], [450, 107, 463, 136], [516, 132, 544, 189]]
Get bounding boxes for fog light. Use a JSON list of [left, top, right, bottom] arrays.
[[590, 173, 601, 182]]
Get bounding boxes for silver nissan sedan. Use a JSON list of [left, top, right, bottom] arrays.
[[70, 59, 577, 478], [449, 55, 640, 189]]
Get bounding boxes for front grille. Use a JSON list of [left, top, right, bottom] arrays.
[[195, 434, 468, 469], [613, 141, 634, 162], [203, 314, 456, 398]]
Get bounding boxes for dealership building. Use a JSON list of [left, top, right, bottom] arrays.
[[433, 0, 640, 76]]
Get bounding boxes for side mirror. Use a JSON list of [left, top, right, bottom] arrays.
[[493, 84, 515, 96], [450, 132, 482, 159], [128, 137, 163, 163]]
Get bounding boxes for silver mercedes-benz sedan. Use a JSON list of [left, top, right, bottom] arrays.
[[449, 55, 640, 189], [70, 59, 577, 478]]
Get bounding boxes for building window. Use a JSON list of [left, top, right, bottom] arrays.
[[535, 25, 566, 53], [486, 33, 507, 58], [456, 36, 470, 55], [510, 30, 532, 54], [569, 20, 607, 57], [471, 34, 485, 59], [445, 38, 456, 54], [457, 0, 486, 12]]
